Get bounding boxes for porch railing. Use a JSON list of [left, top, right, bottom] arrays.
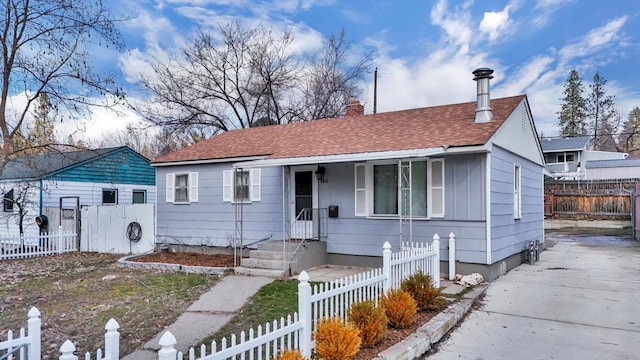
[[286, 208, 327, 269]]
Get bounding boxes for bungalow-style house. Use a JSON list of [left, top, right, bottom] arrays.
[[0, 146, 156, 236], [152, 68, 545, 281], [541, 136, 627, 179]]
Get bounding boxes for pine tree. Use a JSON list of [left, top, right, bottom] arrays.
[[557, 70, 588, 137], [587, 72, 618, 151], [619, 107, 640, 157]]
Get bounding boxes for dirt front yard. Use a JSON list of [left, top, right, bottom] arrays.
[[0, 252, 222, 359]]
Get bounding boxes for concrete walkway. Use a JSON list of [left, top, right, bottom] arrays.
[[425, 232, 640, 359], [123, 275, 273, 360]]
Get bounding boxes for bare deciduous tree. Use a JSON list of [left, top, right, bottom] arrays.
[[618, 107, 640, 157], [135, 22, 373, 137], [0, 0, 125, 175]]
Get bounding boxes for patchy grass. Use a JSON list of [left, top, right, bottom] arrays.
[[202, 279, 300, 346], [0, 253, 219, 359]]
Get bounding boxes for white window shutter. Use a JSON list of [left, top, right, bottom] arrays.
[[250, 168, 261, 202], [223, 170, 233, 202], [189, 172, 199, 203], [429, 159, 445, 218], [354, 164, 366, 216], [166, 173, 175, 203]]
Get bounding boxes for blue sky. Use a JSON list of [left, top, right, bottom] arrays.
[[86, 0, 640, 139]]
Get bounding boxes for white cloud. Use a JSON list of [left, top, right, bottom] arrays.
[[479, 5, 512, 42], [429, 0, 475, 55], [559, 16, 628, 65]]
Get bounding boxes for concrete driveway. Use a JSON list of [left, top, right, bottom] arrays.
[[425, 232, 640, 360]]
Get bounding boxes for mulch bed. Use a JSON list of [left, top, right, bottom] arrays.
[[132, 252, 236, 267]]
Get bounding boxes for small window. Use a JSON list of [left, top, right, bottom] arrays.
[[102, 189, 118, 205], [3, 189, 14, 212], [234, 170, 250, 202], [566, 154, 575, 162], [133, 190, 146, 204], [557, 154, 565, 163], [175, 174, 189, 203]]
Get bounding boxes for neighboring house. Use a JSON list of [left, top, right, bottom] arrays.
[[584, 158, 640, 180], [541, 136, 627, 179], [152, 68, 545, 281], [0, 146, 156, 236]]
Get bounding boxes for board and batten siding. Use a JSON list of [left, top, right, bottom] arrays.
[[156, 164, 284, 247], [316, 157, 488, 262], [47, 148, 155, 186], [41, 180, 156, 207], [489, 145, 544, 263]]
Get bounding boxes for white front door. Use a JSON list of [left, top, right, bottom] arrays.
[[290, 166, 318, 239]]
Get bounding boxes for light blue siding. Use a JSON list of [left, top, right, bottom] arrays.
[[490, 145, 544, 262], [156, 164, 284, 247]]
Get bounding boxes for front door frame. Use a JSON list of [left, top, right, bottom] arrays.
[[289, 165, 319, 234]]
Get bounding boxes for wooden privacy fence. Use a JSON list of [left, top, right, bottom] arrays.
[[544, 179, 636, 219], [0, 226, 77, 260]]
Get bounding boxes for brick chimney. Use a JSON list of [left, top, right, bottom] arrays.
[[346, 100, 364, 117], [472, 68, 494, 123]]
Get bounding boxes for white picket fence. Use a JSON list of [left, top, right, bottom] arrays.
[[159, 235, 442, 359], [0, 226, 77, 260], [0, 234, 448, 360], [0, 307, 120, 360]]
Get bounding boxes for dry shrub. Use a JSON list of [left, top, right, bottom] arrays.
[[347, 300, 388, 348], [401, 271, 447, 311], [380, 289, 417, 329], [274, 349, 307, 360], [314, 317, 361, 360]]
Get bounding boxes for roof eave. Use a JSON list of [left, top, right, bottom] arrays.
[[152, 155, 269, 167], [233, 145, 489, 168]]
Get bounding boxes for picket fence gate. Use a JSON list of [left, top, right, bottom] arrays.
[[0, 226, 77, 260], [0, 233, 449, 360]]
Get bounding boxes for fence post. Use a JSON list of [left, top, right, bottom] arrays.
[[28, 307, 41, 360], [58, 225, 64, 254], [448, 232, 456, 281], [382, 242, 392, 292], [104, 319, 120, 360], [432, 234, 440, 289], [157, 332, 177, 360], [297, 271, 312, 358], [59, 340, 78, 360]]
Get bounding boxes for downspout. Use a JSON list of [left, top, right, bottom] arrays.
[[282, 166, 287, 274], [39, 179, 43, 215], [486, 152, 492, 265]]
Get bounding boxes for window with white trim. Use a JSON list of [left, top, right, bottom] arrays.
[[3, 189, 14, 212], [166, 172, 199, 204], [102, 189, 118, 205], [133, 190, 146, 204], [514, 164, 521, 219], [223, 168, 261, 203], [354, 159, 444, 218]]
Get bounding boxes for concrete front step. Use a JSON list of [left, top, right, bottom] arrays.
[[249, 249, 286, 260], [241, 257, 289, 270], [234, 266, 287, 278], [256, 241, 289, 252]]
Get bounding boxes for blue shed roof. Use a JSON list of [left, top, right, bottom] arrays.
[[540, 136, 590, 152]]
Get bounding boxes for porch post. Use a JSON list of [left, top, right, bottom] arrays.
[[448, 232, 456, 281]]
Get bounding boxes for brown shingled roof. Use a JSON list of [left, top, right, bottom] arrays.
[[153, 95, 526, 164]]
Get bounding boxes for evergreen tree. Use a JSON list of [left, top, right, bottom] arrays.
[[619, 107, 640, 157], [587, 72, 618, 151], [557, 70, 587, 137]]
